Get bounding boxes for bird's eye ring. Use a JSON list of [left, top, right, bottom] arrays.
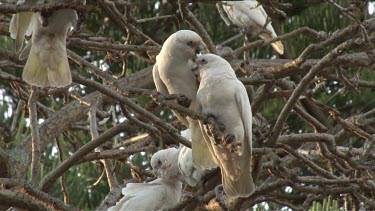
[[201, 59, 208, 65], [187, 41, 194, 48]]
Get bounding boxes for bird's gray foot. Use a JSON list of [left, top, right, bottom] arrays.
[[203, 114, 222, 144], [203, 113, 215, 124], [229, 25, 241, 33], [223, 134, 241, 153], [176, 95, 191, 108]]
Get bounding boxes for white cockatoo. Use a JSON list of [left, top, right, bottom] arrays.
[[108, 148, 182, 211], [152, 30, 217, 170], [219, 0, 284, 55], [194, 54, 255, 197], [13, 0, 85, 87], [178, 129, 206, 187]]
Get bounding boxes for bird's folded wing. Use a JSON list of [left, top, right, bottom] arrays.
[[235, 82, 253, 156], [117, 181, 168, 210]]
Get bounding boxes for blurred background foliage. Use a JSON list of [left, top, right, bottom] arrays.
[[0, 0, 375, 210]]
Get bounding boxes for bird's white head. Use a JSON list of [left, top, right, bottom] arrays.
[[163, 30, 206, 60], [192, 53, 235, 81], [151, 148, 180, 180]]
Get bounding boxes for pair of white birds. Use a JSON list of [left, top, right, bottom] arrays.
[[9, 0, 85, 88]]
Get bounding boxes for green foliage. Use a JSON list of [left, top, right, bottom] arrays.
[[310, 196, 340, 211]]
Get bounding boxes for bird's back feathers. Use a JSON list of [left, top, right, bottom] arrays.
[[108, 179, 182, 211]]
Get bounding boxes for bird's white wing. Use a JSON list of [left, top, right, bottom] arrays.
[[152, 63, 170, 96], [219, 81, 255, 198], [178, 129, 196, 186], [234, 81, 252, 157], [256, 4, 284, 54], [108, 181, 170, 211], [152, 62, 192, 127], [9, 12, 33, 53], [178, 145, 206, 186], [236, 2, 268, 29], [239, 2, 284, 54]]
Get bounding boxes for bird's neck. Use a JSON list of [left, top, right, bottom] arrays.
[[199, 72, 235, 88]]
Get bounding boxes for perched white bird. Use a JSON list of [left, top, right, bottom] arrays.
[[194, 54, 255, 197], [219, 0, 284, 54], [152, 30, 217, 170], [108, 148, 182, 211], [16, 1, 85, 87], [178, 130, 206, 187]]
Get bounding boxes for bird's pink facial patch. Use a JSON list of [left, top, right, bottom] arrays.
[[195, 58, 202, 68]]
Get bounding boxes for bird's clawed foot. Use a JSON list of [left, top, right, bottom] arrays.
[[203, 114, 226, 144], [223, 134, 241, 153], [214, 185, 228, 209], [203, 113, 216, 125], [229, 24, 241, 33], [176, 95, 191, 108]]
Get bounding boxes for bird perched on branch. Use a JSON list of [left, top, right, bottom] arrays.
[[178, 129, 206, 187], [9, 0, 85, 87], [108, 148, 182, 211], [217, 0, 284, 55], [194, 54, 255, 197], [152, 30, 217, 170]]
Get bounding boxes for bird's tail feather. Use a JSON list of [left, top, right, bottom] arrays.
[[22, 42, 72, 87], [260, 33, 284, 55], [191, 122, 218, 170], [192, 139, 217, 170], [222, 167, 255, 198]]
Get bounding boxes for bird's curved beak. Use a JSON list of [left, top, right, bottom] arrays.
[[191, 62, 200, 82], [191, 66, 199, 77], [153, 169, 158, 177]]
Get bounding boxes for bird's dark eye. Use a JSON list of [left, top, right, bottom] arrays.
[[201, 59, 208, 65], [157, 160, 162, 165], [187, 41, 194, 48]]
